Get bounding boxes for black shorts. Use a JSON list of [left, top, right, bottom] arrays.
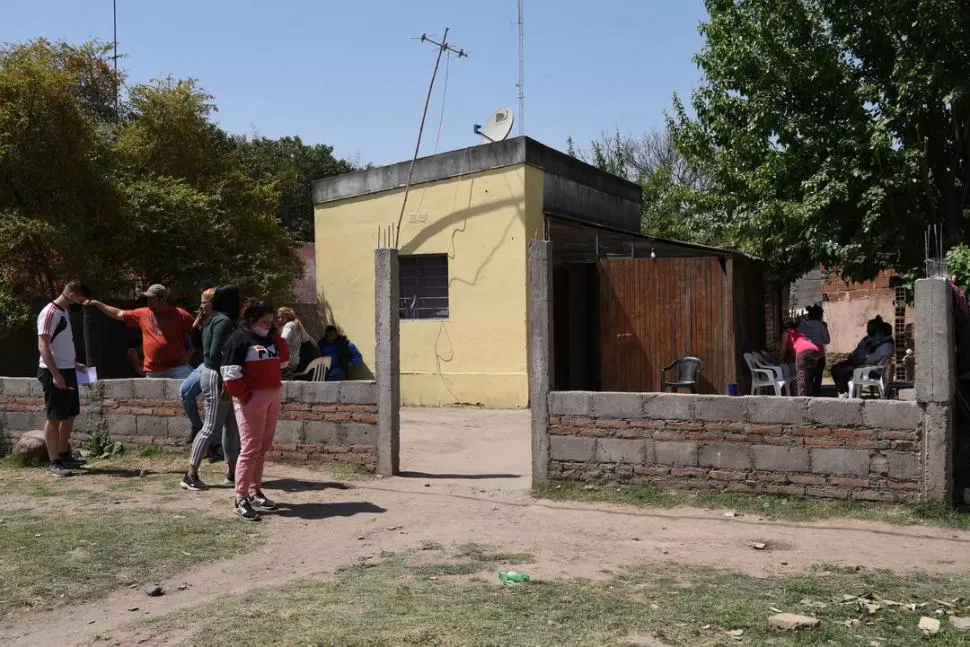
[[37, 367, 80, 421]]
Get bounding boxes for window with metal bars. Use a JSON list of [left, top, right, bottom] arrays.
[[399, 254, 449, 320]]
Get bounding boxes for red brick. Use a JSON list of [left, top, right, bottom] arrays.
[[833, 428, 870, 438], [633, 466, 670, 476], [687, 432, 724, 441], [888, 480, 918, 491], [306, 453, 335, 462], [629, 420, 664, 429], [352, 413, 378, 424], [351, 445, 377, 453], [616, 429, 650, 439], [803, 438, 845, 447], [806, 486, 851, 500], [890, 441, 918, 451], [669, 422, 705, 431], [721, 433, 754, 443], [578, 427, 610, 438], [283, 403, 311, 411], [562, 417, 594, 427], [789, 474, 827, 485], [324, 413, 351, 422], [312, 404, 338, 413], [883, 430, 916, 441], [828, 476, 870, 488], [748, 471, 789, 483], [793, 426, 832, 437], [725, 481, 763, 493], [596, 419, 630, 429], [549, 416, 562, 426], [328, 445, 351, 454], [153, 408, 179, 416], [271, 443, 299, 452], [278, 452, 311, 462], [670, 467, 709, 478], [550, 426, 580, 436], [128, 407, 154, 415], [766, 484, 806, 496], [746, 425, 782, 435], [710, 470, 748, 481], [653, 431, 687, 441], [705, 423, 745, 433]]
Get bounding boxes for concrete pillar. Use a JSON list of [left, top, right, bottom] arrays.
[[528, 240, 553, 485], [375, 248, 400, 476], [915, 278, 955, 504]]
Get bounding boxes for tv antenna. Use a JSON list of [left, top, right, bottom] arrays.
[[516, 0, 525, 135], [394, 29, 468, 248], [473, 108, 515, 143]]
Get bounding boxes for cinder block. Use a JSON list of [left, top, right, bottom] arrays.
[[886, 452, 920, 481], [274, 419, 305, 445], [643, 394, 694, 421], [809, 399, 863, 427], [105, 414, 138, 436], [304, 421, 340, 445], [342, 422, 377, 445], [166, 416, 191, 438], [752, 445, 810, 472], [302, 382, 341, 404], [136, 415, 167, 438], [5, 411, 46, 430], [915, 279, 954, 404], [699, 443, 752, 470], [340, 381, 377, 405], [811, 447, 871, 477], [549, 436, 596, 462], [596, 438, 650, 464], [590, 392, 644, 419], [862, 400, 922, 431], [3, 379, 34, 397], [131, 379, 168, 401], [548, 391, 594, 416], [746, 397, 809, 424], [102, 380, 134, 400], [162, 379, 184, 403], [654, 440, 698, 467], [693, 396, 746, 423]]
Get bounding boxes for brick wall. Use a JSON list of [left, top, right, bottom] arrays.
[[547, 392, 923, 503], [0, 377, 379, 470]]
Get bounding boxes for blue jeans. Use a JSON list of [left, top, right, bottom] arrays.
[[146, 364, 194, 380], [179, 365, 204, 431]]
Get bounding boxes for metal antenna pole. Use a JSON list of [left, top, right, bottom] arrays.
[[394, 29, 467, 248], [516, 0, 525, 136], [113, 0, 119, 119]]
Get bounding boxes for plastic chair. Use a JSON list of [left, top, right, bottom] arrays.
[[848, 355, 892, 399], [293, 356, 332, 382], [660, 356, 703, 393], [744, 353, 788, 395], [751, 352, 795, 395]]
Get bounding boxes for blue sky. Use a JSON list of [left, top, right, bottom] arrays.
[[3, 0, 708, 166]]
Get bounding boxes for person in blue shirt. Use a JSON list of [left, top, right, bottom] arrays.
[[317, 325, 362, 381]]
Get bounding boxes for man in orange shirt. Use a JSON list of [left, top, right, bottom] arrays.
[[86, 284, 196, 378]]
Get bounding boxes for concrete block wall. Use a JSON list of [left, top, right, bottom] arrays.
[[547, 392, 923, 503], [0, 377, 379, 469]]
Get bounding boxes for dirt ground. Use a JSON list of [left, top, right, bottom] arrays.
[[6, 407, 970, 646]]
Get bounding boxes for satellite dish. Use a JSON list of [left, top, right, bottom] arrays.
[[473, 107, 515, 143]]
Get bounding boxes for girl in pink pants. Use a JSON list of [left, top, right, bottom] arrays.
[[220, 300, 289, 521]]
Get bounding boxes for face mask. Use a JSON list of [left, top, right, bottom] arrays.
[[251, 323, 271, 337]]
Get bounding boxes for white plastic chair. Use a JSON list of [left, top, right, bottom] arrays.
[[744, 353, 788, 395], [293, 356, 332, 382], [848, 355, 892, 399], [751, 352, 795, 395]]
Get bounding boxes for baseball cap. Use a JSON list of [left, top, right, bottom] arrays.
[[142, 284, 169, 299]]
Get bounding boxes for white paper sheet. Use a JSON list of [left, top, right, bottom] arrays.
[[77, 366, 98, 385]]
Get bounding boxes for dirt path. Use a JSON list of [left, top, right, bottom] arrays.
[[5, 408, 970, 646]]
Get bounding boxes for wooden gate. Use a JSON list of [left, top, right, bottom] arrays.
[[599, 257, 732, 393]]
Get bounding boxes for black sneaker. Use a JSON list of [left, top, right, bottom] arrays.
[[59, 452, 86, 468], [180, 474, 208, 491], [234, 498, 261, 522], [249, 490, 278, 511], [46, 461, 72, 477]]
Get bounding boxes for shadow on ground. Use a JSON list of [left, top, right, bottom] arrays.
[[398, 471, 522, 480], [262, 478, 353, 493], [271, 501, 387, 520]]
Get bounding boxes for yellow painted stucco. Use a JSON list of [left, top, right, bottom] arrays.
[[314, 164, 546, 408]]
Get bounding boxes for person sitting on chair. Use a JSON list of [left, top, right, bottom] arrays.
[[317, 325, 362, 381], [277, 307, 318, 380], [831, 316, 895, 396]]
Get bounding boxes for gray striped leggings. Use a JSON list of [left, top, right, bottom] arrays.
[[188, 366, 240, 469]]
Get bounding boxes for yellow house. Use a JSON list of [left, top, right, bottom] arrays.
[[312, 137, 642, 408]]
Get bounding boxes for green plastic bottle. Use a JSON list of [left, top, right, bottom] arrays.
[[499, 571, 530, 584]]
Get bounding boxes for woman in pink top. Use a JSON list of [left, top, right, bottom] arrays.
[[780, 320, 823, 396]]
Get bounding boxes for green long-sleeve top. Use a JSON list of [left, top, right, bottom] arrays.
[[202, 312, 235, 370]]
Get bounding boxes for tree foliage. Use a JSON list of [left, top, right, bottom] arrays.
[[672, 0, 970, 281], [0, 39, 307, 333]]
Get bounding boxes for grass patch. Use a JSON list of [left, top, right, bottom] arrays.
[[321, 461, 376, 481], [536, 481, 970, 529], [0, 454, 42, 469], [107, 554, 970, 646], [0, 508, 263, 618], [412, 543, 535, 579]]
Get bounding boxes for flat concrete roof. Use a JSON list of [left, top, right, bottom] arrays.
[[311, 136, 643, 206]]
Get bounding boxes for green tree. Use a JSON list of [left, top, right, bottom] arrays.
[[672, 0, 970, 281], [231, 135, 355, 241]]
